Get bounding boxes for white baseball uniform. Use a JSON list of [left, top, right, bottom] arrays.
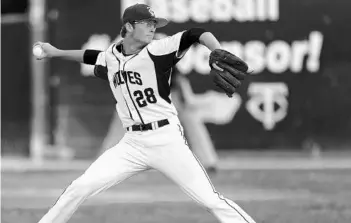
[[38, 31, 255, 223]]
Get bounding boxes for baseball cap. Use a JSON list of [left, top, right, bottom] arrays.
[[122, 4, 168, 28]]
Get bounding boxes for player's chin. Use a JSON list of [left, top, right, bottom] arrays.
[[138, 36, 153, 45], [145, 35, 154, 43]]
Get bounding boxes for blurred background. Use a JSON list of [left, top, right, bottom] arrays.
[[2, 1, 351, 222], [2, 0, 351, 160]]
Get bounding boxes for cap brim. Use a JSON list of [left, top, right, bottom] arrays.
[[154, 18, 169, 28]]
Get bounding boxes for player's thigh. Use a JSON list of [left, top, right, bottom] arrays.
[[151, 125, 214, 195], [76, 140, 148, 191], [155, 144, 217, 206]]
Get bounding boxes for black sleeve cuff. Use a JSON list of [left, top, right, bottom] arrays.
[[83, 49, 101, 65], [179, 28, 207, 53], [94, 65, 108, 80]]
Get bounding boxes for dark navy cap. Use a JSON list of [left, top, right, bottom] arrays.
[[122, 3, 168, 28]]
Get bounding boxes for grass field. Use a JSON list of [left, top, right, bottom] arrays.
[[2, 155, 351, 223]]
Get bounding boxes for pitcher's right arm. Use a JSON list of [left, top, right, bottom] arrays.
[[33, 42, 101, 65], [33, 42, 108, 80]]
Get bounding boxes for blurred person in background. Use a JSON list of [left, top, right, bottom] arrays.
[[171, 69, 219, 173], [99, 112, 125, 153]]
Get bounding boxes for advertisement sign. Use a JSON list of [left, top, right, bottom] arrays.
[[48, 0, 351, 157]]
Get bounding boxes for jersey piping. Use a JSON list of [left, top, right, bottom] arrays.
[[112, 49, 145, 124]]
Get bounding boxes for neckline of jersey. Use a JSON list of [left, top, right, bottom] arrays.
[[117, 41, 146, 57]]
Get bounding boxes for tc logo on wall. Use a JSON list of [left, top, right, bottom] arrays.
[[246, 83, 289, 130]]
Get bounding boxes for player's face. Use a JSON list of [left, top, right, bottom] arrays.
[[131, 20, 157, 44]]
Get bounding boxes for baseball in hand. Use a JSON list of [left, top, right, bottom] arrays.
[[33, 44, 44, 59]]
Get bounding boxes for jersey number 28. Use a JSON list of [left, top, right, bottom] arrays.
[[134, 88, 157, 108]]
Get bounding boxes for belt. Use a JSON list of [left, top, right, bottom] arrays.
[[127, 119, 169, 132]]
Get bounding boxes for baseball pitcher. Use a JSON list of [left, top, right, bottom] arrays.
[[33, 3, 254, 223]]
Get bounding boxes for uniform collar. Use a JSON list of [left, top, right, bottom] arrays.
[[116, 40, 146, 56]]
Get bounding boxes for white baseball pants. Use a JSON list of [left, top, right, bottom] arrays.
[[38, 117, 255, 223]]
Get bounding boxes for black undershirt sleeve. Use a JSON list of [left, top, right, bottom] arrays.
[[83, 49, 102, 65], [178, 28, 207, 54], [83, 49, 108, 80]]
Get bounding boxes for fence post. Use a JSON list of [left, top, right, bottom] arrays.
[[29, 0, 48, 163]]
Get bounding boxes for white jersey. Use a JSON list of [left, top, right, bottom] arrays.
[[94, 31, 185, 128]]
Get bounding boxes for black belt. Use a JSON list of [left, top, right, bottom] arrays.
[[127, 119, 169, 132]]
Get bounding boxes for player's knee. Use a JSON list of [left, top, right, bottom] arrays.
[[65, 177, 95, 198], [202, 193, 228, 210], [203, 200, 220, 210]]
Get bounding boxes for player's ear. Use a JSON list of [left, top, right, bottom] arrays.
[[125, 22, 134, 32]]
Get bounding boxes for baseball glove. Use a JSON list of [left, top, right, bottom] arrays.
[[209, 49, 249, 97]]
